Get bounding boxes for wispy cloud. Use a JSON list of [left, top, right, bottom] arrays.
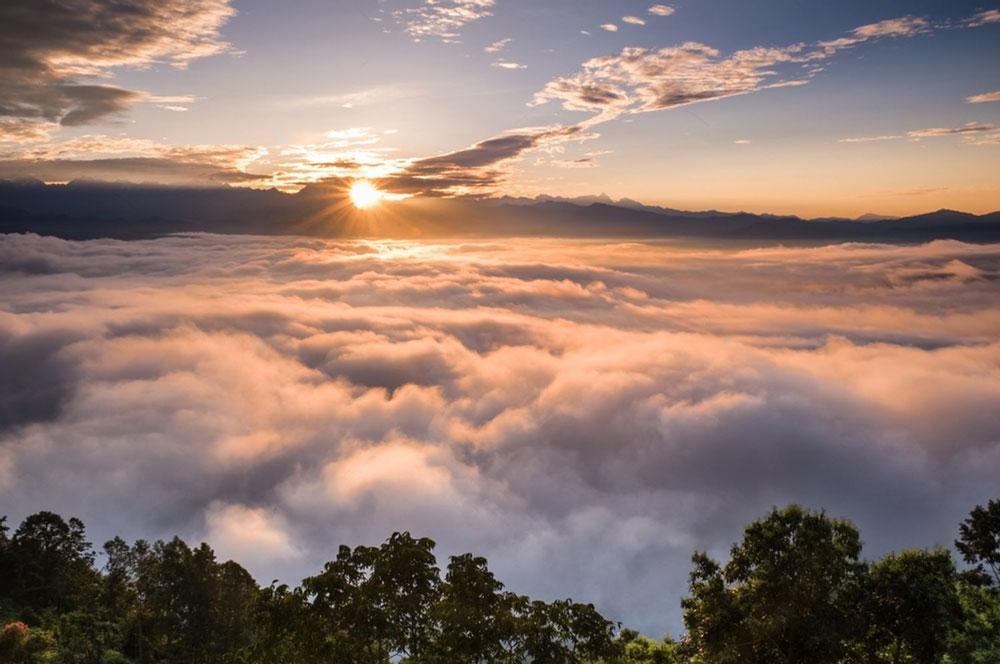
[[964, 9, 1000, 27], [841, 123, 1000, 147], [485, 37, 512, 52], [398, 0, 495, 42], [386, 124, 593, 195], [839, 135, 903, 143], [600, 23, 618, 32], [850, 16, 930, 39], [907, 123, 998, 138], [492, 59, 527, 70], [648, 5, 675, 17], [280, 86, 425, 109], [533, 10, 996, 124], [967, 90, 1000, 104], [622, 16, 646, 26]]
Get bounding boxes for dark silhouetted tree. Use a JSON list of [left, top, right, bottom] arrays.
[[9, 511, 98, 615], [956, 498, 1000, 588]]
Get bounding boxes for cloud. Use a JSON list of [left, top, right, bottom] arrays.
[[0, 0, 236, 136], [204, 502, 302, 566], [385, 124, 592, 195], [967, 91, 1000, 104], [734, 139, 750, 145], [533, 42, 804, 115], [0, 121, 55, 144], [648, 5, 675, 17], [839, 135, 903, 143], [550, 157, 598, 168], [485, 38, 512, 52], [399, 0, 495, 42], [0, 134, 267, 185], [280, 86, 425, 110], [622, 16, 646, 26], [907, 123, 1000, 145], [533, 10, 994, 123], [2, 234, 1000, 635], [907, 123, 998, 138], [600, 23, 619, 32], [850, 16, 930, 39], [840, 123, 1000, 146], [965, 9, 1000, 27], [492, 59, 527, 70]]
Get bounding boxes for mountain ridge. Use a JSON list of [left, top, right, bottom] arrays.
[[1, 179, 998, 242]]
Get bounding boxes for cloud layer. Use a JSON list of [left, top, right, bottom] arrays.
[[2, 233, 999, 635]]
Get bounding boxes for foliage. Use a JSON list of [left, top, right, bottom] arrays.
[[0, 499, 997, 663], [955, 499, 1000, 588], [681, 505, 864, 664], [856, 549, 961, 664], [946, 580, 1000, 664]]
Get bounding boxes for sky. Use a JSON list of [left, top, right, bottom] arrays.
[[2, 1, 1000, 639], [0, 0, 998, 216]]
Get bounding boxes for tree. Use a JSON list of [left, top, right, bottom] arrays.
[[371, 531, 441, 661], [54, 610, 123, 664], [302, 541, 396, 664], [9, 511, 99, 615], [432, 553, 507, 664], [956, 499, 1000, 587], [518, 598, 620, 664], [616, 629, 685, 664], [246, 582, 325, 664], [681, 505, 864, 664], [947, 579, 1000, 664], [857, 549, 960, 664]]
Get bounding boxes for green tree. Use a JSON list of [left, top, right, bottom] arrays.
[[246, 582, 325, 664], [856, 549, 960, 664], [681, 505, 864, 664], [432, 553, 506, 664], [371, 531, 441, 661], [519, 598, 620, 664], [946, 580, 1000, 664], [9, 511, 99, 615], [302, 542, 392, 663], [955, 499, 1000, 587], [616, 629, 685, 664], [53, 610, 123, 664]]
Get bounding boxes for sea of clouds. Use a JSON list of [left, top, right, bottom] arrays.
[[1, 232, 999, 635]]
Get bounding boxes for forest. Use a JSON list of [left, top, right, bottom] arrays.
[[1, 501, 998, 664]]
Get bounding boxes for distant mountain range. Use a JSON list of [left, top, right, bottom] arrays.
[[1, 179, 998, 242]]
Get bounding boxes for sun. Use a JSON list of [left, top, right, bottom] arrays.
[[349, 181, 382, 209]]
